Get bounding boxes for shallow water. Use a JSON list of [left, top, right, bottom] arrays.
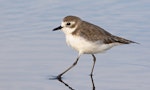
[[0, 0, 150, 90]]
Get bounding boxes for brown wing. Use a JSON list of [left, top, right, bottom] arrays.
[[72, 21, 137, 44], [103, 35, 137, 44]]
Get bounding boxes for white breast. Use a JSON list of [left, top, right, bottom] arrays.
[[65, 34, 119, 55]]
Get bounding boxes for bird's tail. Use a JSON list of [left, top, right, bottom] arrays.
[[111, 35, 139, 44]]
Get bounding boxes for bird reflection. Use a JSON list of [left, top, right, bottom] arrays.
[[57, 77, 75, 90], [51, 75, 96, 90]]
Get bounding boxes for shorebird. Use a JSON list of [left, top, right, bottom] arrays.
[[53, 15, 137, 79]]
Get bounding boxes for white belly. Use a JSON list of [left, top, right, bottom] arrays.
[[66, 35, 119, 55]]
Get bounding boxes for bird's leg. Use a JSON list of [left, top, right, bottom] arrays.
[[90, 54, 96, 76], [57, 55, 80, 79]]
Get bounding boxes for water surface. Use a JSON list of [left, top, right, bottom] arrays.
[[0, 0, 150, 90]]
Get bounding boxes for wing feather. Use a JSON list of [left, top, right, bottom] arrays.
[[72, 21, 137, 44]]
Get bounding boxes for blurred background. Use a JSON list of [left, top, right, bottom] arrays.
[[0, 0, 150, 90]]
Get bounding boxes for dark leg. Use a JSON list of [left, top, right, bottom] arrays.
[[90, 75, 95, 90], [57, 55, 80, 79], [90, 54, 96, 76]]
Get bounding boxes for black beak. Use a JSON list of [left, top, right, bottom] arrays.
[[53, 26, 63, 31]]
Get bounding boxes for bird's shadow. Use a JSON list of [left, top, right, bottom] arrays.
[[49, 75, 96, 90]]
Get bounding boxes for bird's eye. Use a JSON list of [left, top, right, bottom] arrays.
[[66, 22, 71, 26]]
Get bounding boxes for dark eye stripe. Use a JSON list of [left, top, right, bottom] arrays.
[[66, 22, 71, 25]]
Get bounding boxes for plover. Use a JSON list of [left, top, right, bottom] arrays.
[[53, 15, 137, 79]]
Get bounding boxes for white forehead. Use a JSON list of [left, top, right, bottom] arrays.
[[60, 21, 77, 35], [61, 21, 76, 26]]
